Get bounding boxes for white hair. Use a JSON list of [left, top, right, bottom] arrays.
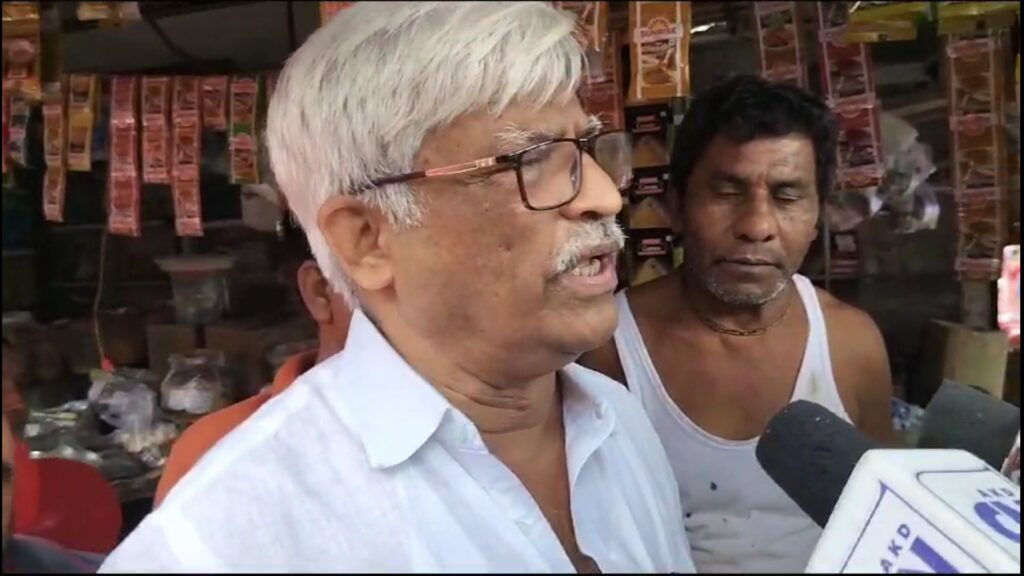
[[266, 1, 584, 307]]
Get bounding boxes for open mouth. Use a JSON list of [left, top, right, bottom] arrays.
[[560, 248, 619, 295]]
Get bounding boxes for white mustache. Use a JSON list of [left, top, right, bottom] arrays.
[[552, 218, 626, 275]]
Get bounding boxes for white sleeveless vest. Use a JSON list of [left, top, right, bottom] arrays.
[[613, 275, 851, 573]]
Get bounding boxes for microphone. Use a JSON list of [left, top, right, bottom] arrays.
[[757, 401, 1020, 573], [918, 380, 1020, 471]]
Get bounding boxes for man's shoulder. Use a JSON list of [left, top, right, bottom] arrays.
[[107, 378, 393, 571], [814, 286, 885, 347]]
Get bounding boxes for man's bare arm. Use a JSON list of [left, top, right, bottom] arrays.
[[823, 293, 899, 446]]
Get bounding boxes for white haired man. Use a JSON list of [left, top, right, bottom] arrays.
[[100, 2, 695, 573]]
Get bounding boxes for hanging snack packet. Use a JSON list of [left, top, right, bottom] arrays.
[[66, 74, 98, 172], [142, 76, 171, 184], [628, 1, 691, 103], [230, 75, 261, 185], [201, 76, 229, 131], [43, 166, 66, 223], [755, 2, 805, 88]]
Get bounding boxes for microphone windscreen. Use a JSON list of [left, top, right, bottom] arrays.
[[918, 380, 1020, 470], [756, 400, 878, 527]]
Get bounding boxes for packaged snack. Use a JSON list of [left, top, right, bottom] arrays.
[[108, 170, 141, 237], [66, 74, 98, 172], [173, 173, 203, 237], [320, 2, 356, 26], [755, 2, 805, 87], [630, 228, 675, 286], [951, 115, 1005, 192], [42, 82, 66, 168], [2, 2, 40, 21], [173, 76, 200, 119], [835, 101, 883, 171], [627, 103, 672, 168], [201, 76, 229, 131], [173, 119, 200, 174], [630, 166, 671, 200], [7, 93, 31, 167], [628, 1, 691, 103], [818, 28, 874, 104], [947, 36, 1003, 119], [997, 245, 1020, 346], [2, 4, 42, 101], [43, 166, 66, 223], [629, 196, 673, 230], [2, 34, 42, 101], [142, 76, 171, 184], [76, 1, 117, 21], [955, 188, 1005, 279], [230, 75, 261, 185]]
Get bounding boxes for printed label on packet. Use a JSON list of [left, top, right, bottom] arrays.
[[43, 167, 66, 223], [173, 174, 203, 237], [108, 170, 141, 237], [202, 76, 229, 131]]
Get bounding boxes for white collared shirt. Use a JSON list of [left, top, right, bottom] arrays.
[[101, 311, 695, 573]]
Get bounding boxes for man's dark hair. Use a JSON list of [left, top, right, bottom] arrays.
[[671, 74, 838, 203]]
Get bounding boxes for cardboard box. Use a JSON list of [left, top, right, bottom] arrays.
[[912, 320, 1010, 405], [204, 315, 315, 399], [147, 322, 201, 377]]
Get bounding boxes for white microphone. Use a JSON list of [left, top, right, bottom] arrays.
[[756, 401, 1021, 574]]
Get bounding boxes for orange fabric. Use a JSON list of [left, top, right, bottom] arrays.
[[153, 351, 318, 507]]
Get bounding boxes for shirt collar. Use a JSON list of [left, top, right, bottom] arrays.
[[314, 310, 617, 470], [317, 310, 451, 469]]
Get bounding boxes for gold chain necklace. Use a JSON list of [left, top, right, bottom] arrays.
[[693, 290, 794, 337]]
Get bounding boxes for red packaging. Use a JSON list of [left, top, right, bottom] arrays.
[[142, 76, 171, 184], [951, 115, 1005, 192], [998, 245, 1020, 346], [819, 28, 875, 104], [172, 174, 203, 237], [955, 188, 1005, 279], [834, 100, 884, 184], [578, 31, 623, 131], [173, 76, 201, 119], [173, 76, 203, 235], [43, 167, 66, 223], [108, 76, 141, 236], [1, 95, 8, 174], [755, 2, 805, 88], [108, 170, 141, 237], [201, 76, 229, 131]]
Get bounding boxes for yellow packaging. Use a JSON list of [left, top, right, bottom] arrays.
[[628, 1, 691, 103]]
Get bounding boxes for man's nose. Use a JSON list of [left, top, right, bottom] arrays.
[[560, 154, 623, 220], [733, 191, 779, 243]]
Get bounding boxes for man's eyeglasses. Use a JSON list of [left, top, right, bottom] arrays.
[[362, 131, 634, 211]]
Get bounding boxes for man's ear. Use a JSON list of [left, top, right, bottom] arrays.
[[317, 196, 395, 295], [296, 261, 333, 324]]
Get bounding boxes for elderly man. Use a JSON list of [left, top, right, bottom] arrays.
[[101, 2, 693, 573], [582, 75, 895, 573]]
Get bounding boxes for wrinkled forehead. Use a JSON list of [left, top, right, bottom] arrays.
[[704, 134, 816, 182], [424, 102, 600, 160]]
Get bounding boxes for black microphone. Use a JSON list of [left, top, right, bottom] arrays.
[[754, 400, 877, 528], [917, 380, 1020, 470]]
